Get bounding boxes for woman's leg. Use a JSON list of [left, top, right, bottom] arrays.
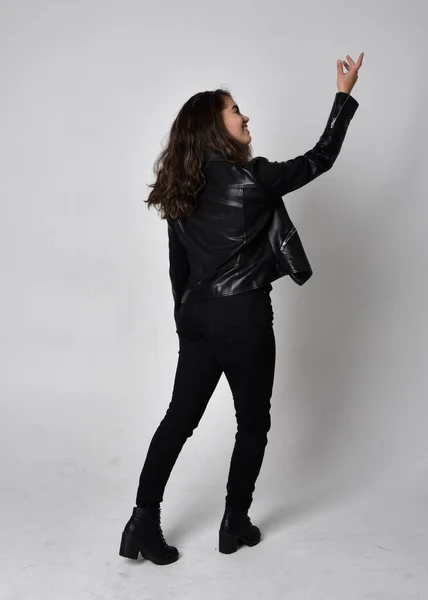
[[136, 304, 223, 507], [211, 290, 276, 512]]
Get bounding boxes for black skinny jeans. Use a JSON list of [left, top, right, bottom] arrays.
[[136, 286, 276, 512]]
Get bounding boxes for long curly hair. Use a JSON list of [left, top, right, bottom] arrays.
[[145, 88, 253, 220]]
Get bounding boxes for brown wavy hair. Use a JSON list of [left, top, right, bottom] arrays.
[[145, 88, 253, 220]]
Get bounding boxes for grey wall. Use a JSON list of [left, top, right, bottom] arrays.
[[1, 0, 427, 597]]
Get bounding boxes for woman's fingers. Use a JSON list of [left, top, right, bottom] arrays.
[[347, 52, 364, 69], [356, 52, 364, 68], [337, 52, 364, 93], [337, 52, 364, 77]]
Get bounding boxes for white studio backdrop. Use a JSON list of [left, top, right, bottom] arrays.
[[1, 0, 428, 598]]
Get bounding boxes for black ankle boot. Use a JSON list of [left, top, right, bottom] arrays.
[[119, 505, 179, 565], [218, 505, 261, 554]]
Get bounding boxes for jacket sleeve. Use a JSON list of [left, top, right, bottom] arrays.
[[249, 92, 359, 197], [168, 220, 190, 324]]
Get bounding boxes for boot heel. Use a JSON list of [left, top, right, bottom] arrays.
[[219, 530, 239, 554], [119, 531, 140, 559]]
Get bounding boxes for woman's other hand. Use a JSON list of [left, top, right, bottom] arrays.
[[337, 52, 364, 94]]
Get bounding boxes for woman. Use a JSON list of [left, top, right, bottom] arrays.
[[119, 52, 364, 565]]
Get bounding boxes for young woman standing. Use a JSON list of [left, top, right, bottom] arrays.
[[119, 52, 364, 565]]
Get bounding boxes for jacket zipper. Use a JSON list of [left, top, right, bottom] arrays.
[[280, 227, 297, 251], [330, 94, 350, 128], [177, 218, 188, 240]]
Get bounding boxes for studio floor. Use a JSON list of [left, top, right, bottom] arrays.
[[2, 468, 427, 600]]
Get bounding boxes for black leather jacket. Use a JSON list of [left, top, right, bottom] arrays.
[[168, 91, 359, 322]]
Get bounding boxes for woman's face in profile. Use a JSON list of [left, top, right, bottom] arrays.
[[222, 96, 251, 144]]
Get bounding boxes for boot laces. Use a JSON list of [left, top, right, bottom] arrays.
[[157, 506, 168, 548], [242, 514, 256, 531], [244, 515, 253, 527]]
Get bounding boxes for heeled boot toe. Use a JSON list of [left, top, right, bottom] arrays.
[[119, 505, 179, 566]]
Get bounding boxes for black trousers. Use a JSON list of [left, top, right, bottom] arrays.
[[135, 286, 276, 512]]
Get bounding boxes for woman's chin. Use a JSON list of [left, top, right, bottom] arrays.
[[233, 132, 251, 144]]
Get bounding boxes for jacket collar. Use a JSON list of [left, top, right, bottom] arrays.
[[203, 148, 229, 163]]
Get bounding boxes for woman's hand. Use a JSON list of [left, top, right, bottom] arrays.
[[337, 52, 364, 94]]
